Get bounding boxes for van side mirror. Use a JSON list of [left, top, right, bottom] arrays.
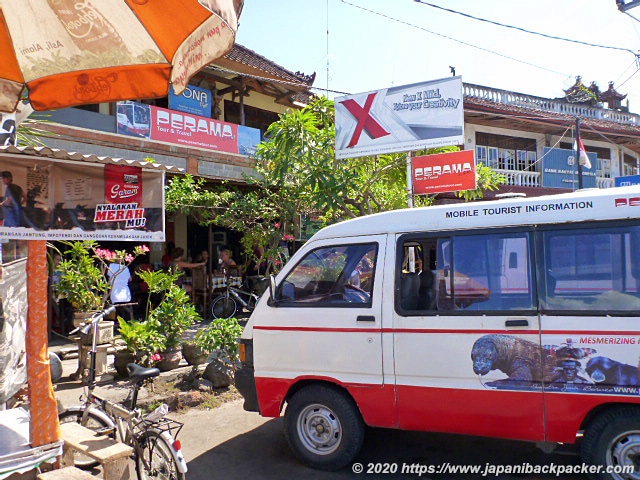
[[269, 274, 278, 305]]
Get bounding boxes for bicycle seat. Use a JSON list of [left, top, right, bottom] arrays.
[[127, 363, 161, 381]]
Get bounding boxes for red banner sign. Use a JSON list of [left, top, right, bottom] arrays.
[[150, 106, 239, 154], [412, 150, 477, 195], [105, 164, 143, 204]]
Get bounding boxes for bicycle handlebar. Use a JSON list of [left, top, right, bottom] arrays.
[[69, 305, 117, 335]]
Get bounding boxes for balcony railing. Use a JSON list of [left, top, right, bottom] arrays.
[[494, 169, 614, 189], [495, 169, 540, 187], [597, 177, 615, 189], [464, 84, 640, 127]]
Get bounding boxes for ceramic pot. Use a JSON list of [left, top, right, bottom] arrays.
[[182, 343, 209, 366], [113, 350, 136, 377], [155, 348, 183, 371]]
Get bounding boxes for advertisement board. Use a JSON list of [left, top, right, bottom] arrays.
[[335, 76, 464, 159], [168, 84, 213, 118], [412, 150, 476, 195], [117, 101, 262, 156], [542, 147, 597, 189], [116, 101, 151, 138], [615, 174, 640, 187], [0, 157, 164, 241]]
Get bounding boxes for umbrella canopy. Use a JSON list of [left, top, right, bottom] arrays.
[[0, 0, 244, 112]]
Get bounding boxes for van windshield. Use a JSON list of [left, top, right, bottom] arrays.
[[277, 243, 377, 305]]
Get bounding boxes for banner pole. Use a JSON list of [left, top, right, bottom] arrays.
[[406, 152, 414, 208]]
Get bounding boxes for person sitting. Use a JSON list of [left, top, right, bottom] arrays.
[[218, 248, 239, 276], [161, 242, 175, 270], [170, 247, 206, 293]]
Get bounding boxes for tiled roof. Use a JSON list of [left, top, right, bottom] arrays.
[[219, 43, 315, 88], [464, 96, 640, 136]]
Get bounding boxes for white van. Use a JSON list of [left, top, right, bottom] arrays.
[[235, 186, 640, 477]]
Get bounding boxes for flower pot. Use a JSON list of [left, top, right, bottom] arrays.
[[155, 349, 183, 372], [182, 343, 209, 366], [114, 350, 136, 377]]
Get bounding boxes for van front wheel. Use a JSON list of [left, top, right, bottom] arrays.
[[284, 385, 364, 471], [582, 407, 640, 480]]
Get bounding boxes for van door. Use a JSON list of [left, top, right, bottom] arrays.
[[538, 222, 640, 443], [392, 229, 546, 441], [255, 236, 392, 426]]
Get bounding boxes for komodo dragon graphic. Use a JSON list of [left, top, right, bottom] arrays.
[[471, 334, 555, 383]]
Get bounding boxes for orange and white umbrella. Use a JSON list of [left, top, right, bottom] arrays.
[[0, 0, 244, 112]]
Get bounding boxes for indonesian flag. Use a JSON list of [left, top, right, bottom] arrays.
[[573, 138, 592, 169]]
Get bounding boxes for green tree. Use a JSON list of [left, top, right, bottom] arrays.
[[166, 96, 505, 268]]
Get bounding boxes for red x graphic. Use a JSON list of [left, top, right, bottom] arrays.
[[340, 93, 390, 148]]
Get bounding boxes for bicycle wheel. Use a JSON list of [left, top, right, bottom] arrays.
[[211, 295, 237, 319], [135, 430, 185, 480], [58, 408, 114, 469]]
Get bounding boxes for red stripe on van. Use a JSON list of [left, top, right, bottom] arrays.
[[254, 326, 383, 333], [545, 391, 640, 443], [256, 377, 640, 443], [255, 376, 398, 427], [396, 385, 545, 441], [254, 326, 533, 334], [255, 326, 640, 336]]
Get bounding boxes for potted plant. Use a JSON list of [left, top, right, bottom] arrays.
[[114, 318, 165, 376], [194, 317, 244, 369], [196, 317, 244, 388], [181, 339, 209, 367], [52, 240, 149, 325], [137, 269, 202, 371]]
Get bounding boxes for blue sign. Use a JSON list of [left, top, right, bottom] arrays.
[[542, 147, 597, 189], [168, 85, 212, 118], [238, 125, 261, 156], [615, 174, 640, 187]]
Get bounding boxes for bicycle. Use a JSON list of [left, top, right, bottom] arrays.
[[58, 306, 188, 480], [210, 274, 268, 319]]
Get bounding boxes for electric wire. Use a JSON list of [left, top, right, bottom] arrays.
[[414, 0, 639, 57], [617, 66, 640, 88], [614, 58, 639, 84], [339, 0, 568, 78], [206, 65, 350, 96]]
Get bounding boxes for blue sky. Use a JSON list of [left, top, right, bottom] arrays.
[[236, 1, 640, 108]]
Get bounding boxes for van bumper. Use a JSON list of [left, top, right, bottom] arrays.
[[235, 339, 260, 413]]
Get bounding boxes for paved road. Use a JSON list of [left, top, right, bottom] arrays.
[[177, 400, 588, 480]]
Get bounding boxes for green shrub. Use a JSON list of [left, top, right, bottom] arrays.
[[195, 317, 244, 367]]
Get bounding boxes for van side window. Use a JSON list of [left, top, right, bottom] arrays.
[[443, 233, 534, 311], [277, 243, 377, 306], [397, 232, 534, 314], [542, 225, 640, 312]]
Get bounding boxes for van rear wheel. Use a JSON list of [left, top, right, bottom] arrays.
[[582, 407, 640, 480], [284, 385, 364, 471]]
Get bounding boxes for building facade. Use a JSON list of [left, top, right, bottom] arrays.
[[463, 78, 640, 196]]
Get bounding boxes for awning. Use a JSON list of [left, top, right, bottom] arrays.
[[0, 145, 183, 172]]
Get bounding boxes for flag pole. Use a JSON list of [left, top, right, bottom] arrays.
[[575, 117, 583, 190]]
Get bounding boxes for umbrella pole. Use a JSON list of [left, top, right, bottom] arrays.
[[26, 240, 61, 447]]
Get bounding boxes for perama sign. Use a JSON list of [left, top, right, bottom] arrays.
[[542, 147, 597, 189], [412, 150, 476, 195], [335, 76, 464, 159]]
